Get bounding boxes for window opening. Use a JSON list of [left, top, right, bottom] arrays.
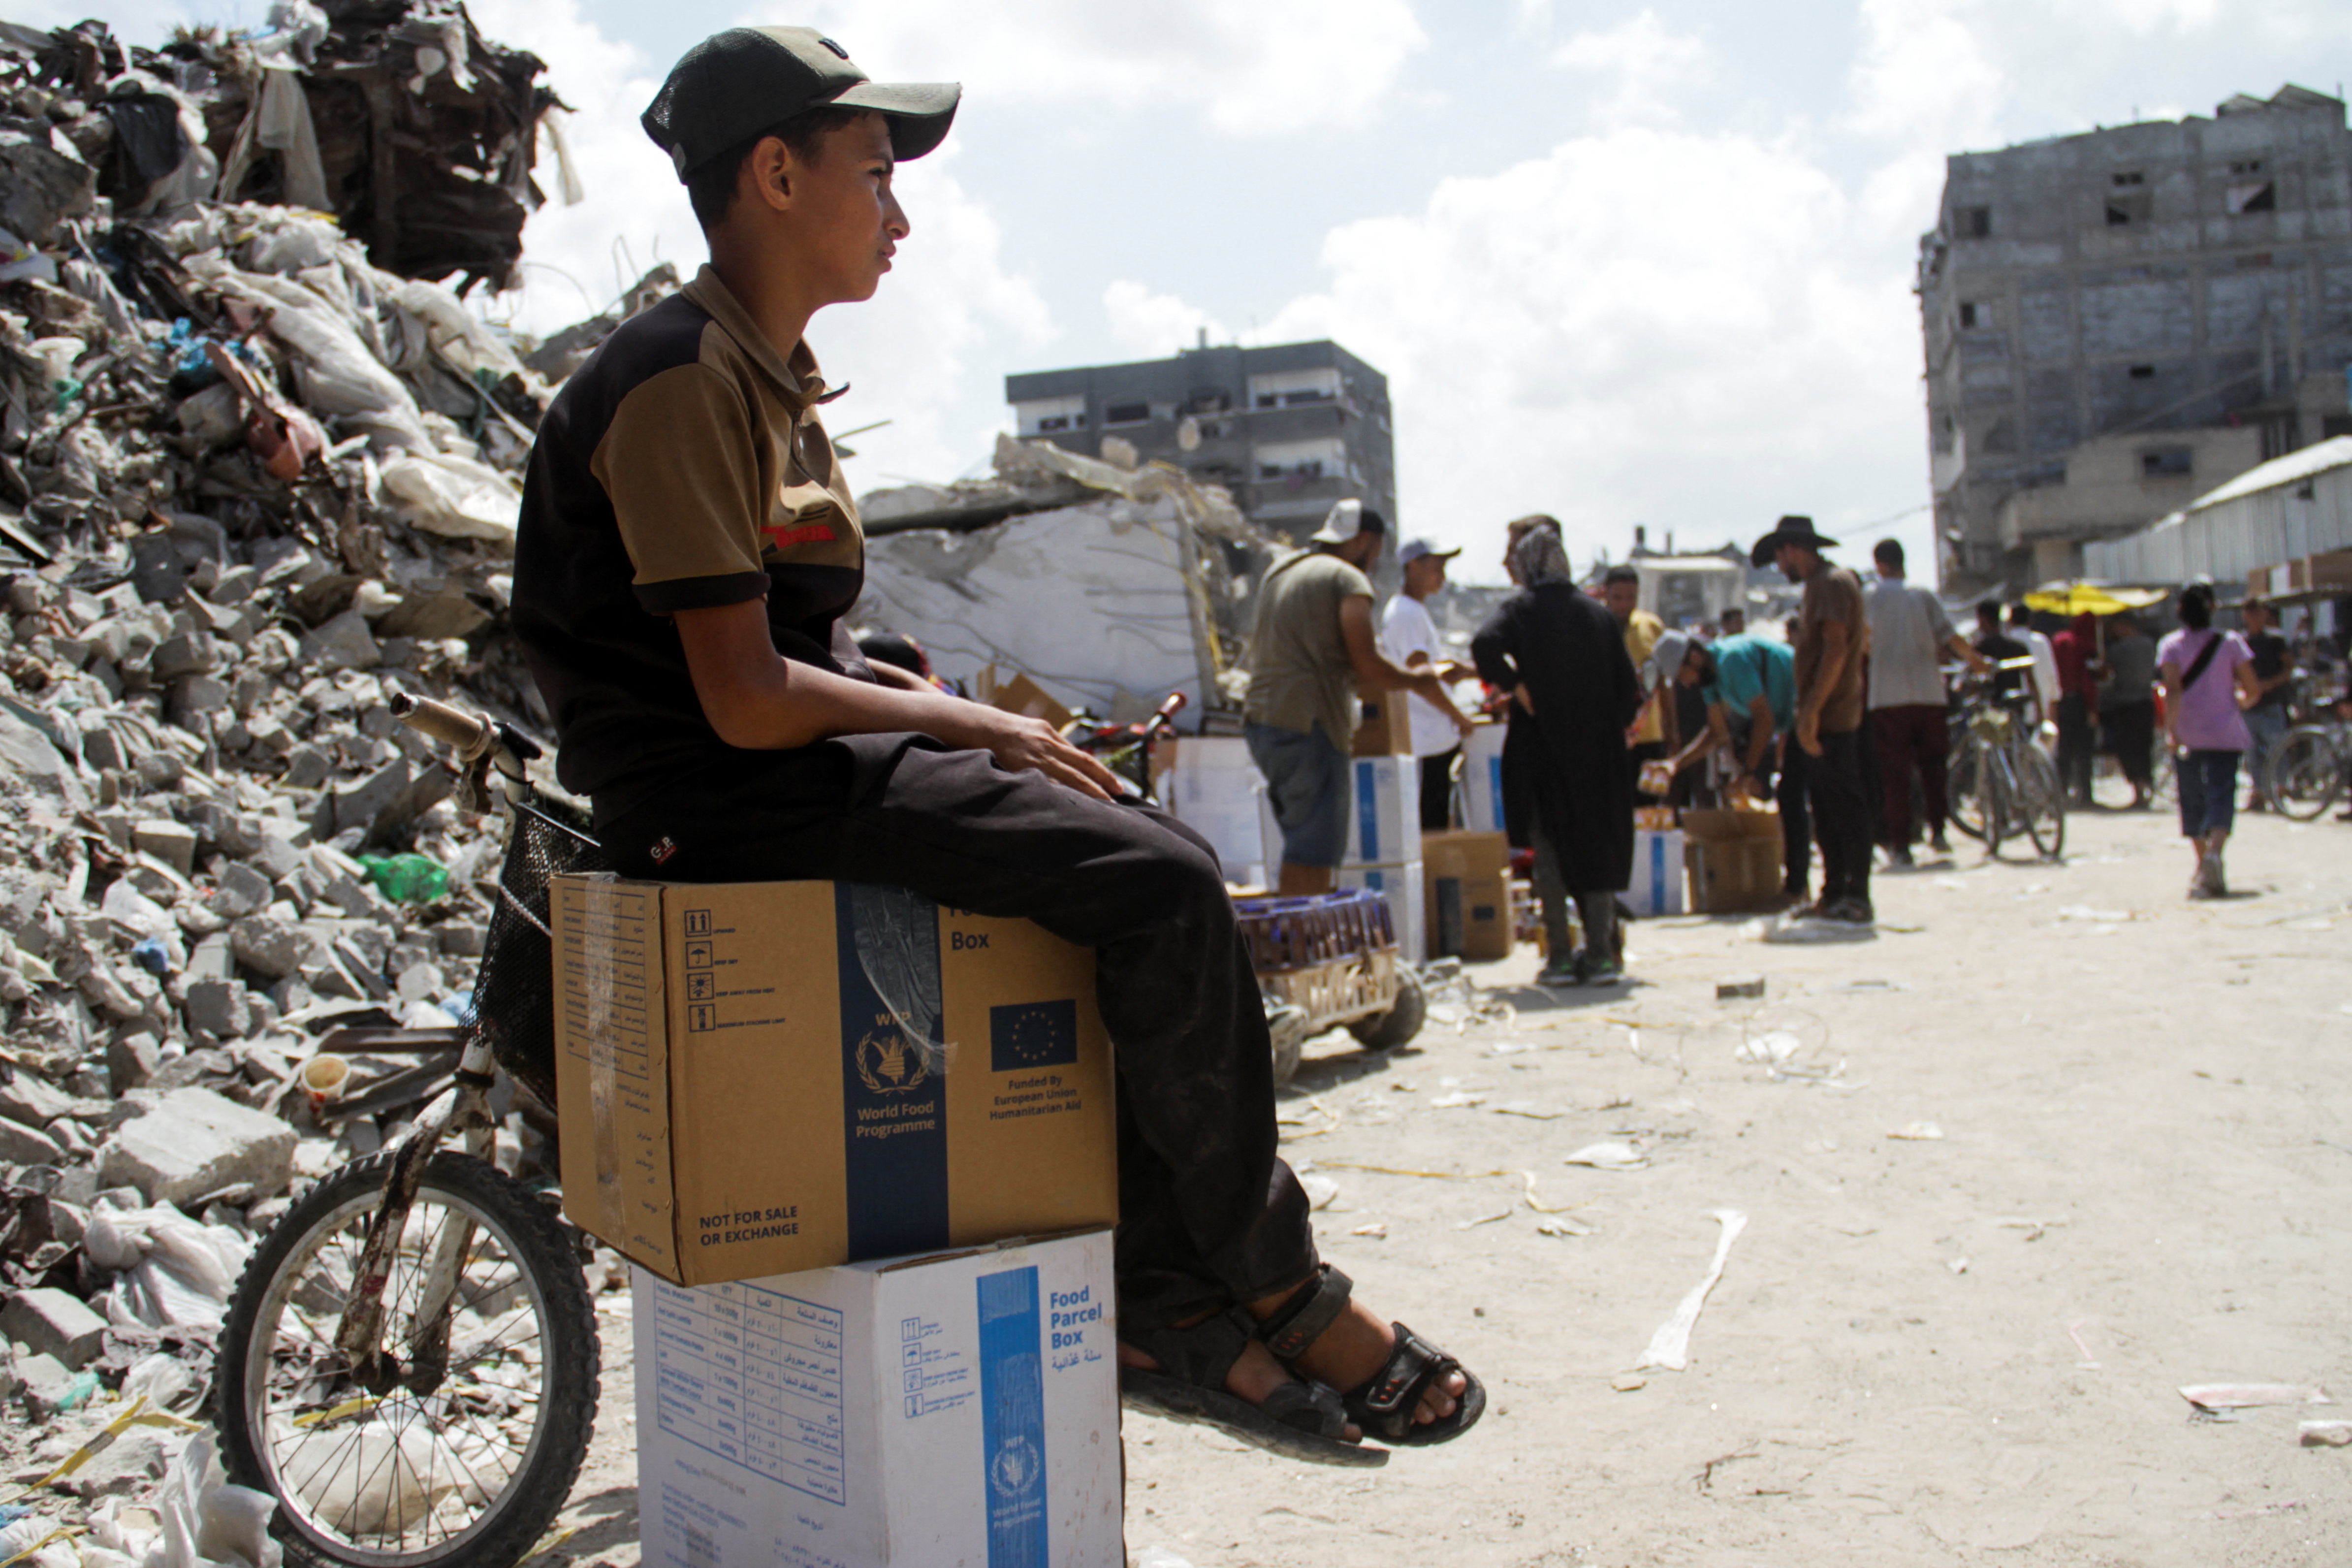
[[2140, 448, 2193, 478], [2226, 182, 2275, 214], [1955, 205, 1991, 238], [1104, 402, 1151, 426], [2128, 365, 2156, 380]]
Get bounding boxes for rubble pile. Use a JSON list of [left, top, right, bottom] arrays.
[[0, 2, 621, 1503]]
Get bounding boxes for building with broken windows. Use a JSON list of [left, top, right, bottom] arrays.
[[1004, 338, 1396, 544], [1918, 85, 2352, 596]]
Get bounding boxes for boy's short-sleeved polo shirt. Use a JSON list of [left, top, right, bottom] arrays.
[[513, 264, 874, 817]]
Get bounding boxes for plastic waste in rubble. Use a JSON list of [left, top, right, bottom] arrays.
[[146, 1434, 282, 1568], [356, 853, 452, 904], [84, 1202, 255, 1333], [268, 1407, 510, 1537]]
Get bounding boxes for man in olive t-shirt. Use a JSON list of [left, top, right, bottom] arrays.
[[1756, 515, 1875, 922], [1245, 501, 1468, 894]]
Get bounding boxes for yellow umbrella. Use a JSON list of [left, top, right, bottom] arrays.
[[2023, 582, 2168, 617]]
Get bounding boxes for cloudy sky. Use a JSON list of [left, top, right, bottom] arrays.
[[47, 0, 2352, 584]]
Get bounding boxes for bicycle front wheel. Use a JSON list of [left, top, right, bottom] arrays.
[[2268, 726, 2343, 822], [2016, 743, 2066, 859], [216, 1151, 600, 1568]]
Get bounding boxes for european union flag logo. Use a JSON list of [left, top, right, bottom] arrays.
[[990, 999, 1078, 1072]]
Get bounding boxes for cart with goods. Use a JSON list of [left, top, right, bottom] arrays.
[[1236, 891, 1427, 1084]]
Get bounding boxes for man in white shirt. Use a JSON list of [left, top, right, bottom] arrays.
[[1382, 539, 1480, 829], [1864, 540, 1983, 864], [2007, 603, 2059, 731]]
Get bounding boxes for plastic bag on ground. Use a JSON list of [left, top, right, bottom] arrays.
[[188, 261, 428, 451], [86, 1203, 254, 1332], [269, 1408, 512, 1537], [147, 1433, 282, 1568], [378, 450, 521, 543]]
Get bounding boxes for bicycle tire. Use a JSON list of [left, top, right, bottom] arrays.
[[1978, 751, 2007, 856], [2268, 726, 2343, 822], [1947, 737, 1987, 841], [216, 1151, 599, 1568], [2016, 743, 2066, 860]]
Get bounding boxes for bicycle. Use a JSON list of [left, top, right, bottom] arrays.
[[215, 694, 608, 1568], [1945, 659, 2065, 859], [2266, 715, 2351, 821]]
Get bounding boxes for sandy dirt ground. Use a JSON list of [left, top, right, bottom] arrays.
[[553, 792, 2352, 1568]]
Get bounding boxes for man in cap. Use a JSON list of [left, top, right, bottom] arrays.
[[1658, 629, 1812, 898], [1246, 502, 1473, 893], [1381, 538, 1480, 830], [1753, 516, 1875, 921], [512, 28, 1478, 1467]]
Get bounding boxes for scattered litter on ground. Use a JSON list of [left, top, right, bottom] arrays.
[[1714, 975, 1765, 1000], [1563, 1141, 1649, 1171], [2067, 1320, 2101, 1367], [1456, 1209, 1511, 1231], [2180, 1383, 2333, 1411], [1492, 1100, 1566, 1120], [1635, 1210, 1748, 1371], [2057, 905, 2135, 922], [1298, 1173, 1339, 1210], [1347, 1222, 1387, 1239], [1535, 1216, 1591, 1238], [1749, 913, 1877, 943], [1887, 1122, 1945, 1141], [1609, 1372, 1646, 1392], [2301, 1421, 2352, 1447], [1429, 1091, 1487, 1109]]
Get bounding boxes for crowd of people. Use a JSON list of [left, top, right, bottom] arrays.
[[1241, 502, 2350, 964]]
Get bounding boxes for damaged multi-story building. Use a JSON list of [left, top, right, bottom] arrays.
[[1004, 337, 1396, 544], [1918, 85, 2352, 595]]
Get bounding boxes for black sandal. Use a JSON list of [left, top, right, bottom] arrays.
[[1256, 1264, 1487, 1447], [1119, 1306, 1386, 1468]]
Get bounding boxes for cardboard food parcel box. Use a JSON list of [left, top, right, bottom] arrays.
[[1351, 686, 1414, 757], [635, 1227, 1121, 1568], [1422, 830, 1511, 961], [1682, 807, 1784, 913], [554, 874, 1118, 1287]]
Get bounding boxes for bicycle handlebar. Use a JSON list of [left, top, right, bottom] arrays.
[[389, 692, 496, 758]]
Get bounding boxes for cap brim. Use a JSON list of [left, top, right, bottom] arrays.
[[832, 81, 960, 160]]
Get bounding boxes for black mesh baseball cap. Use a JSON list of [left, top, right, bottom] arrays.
[[642, 27, 960, 180]]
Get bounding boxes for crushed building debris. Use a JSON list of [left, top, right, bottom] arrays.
[[0, 0, 640, 1520], [858, 433, 1282, 718]]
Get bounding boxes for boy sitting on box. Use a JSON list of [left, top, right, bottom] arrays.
[[509, 26, 1481, 1465]]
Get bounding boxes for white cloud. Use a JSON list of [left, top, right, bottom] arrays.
[[1847, 0, 2006, 150], [1102, 281, 1229, 361], [1254, 127, 1926, 573], [795, 0, 1429, 134], [1551, 8, 1712, 127]]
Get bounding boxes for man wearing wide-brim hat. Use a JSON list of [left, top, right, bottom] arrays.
[[1750, 516, 1875, 922]]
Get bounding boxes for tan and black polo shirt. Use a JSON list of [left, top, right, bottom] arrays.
[[513, 264, 875, 816]]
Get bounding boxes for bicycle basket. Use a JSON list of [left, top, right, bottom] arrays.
[[1970, 708, 2014, 743], [468, 794, 610, 1111]]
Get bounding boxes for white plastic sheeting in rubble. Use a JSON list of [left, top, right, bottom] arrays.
[[268, 1407, 513, 1537], [859, 497, 1214, 720], [377, 450, 522, 543], [145, 1434, 283, 1568], [84, 1202, 255, 1332]]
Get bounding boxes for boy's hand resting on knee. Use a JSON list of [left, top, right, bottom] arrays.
[[676, 600, 1121, 800], [947, 706, 1123, 801]]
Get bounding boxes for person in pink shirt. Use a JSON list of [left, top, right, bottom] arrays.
[[2156, 583, 2262, 898]]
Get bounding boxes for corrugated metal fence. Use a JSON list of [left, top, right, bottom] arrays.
[[2085, 447, 2352, 586]]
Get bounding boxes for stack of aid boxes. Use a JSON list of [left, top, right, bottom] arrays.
[[554, 875, 1123, 1567], [1158, 735, 1266, 888], [1257, 754, 1426, 963]]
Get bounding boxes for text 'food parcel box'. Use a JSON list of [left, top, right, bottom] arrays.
[[555, 875, 1118, 1287], [1422, 830, 1511, 961], [1682, 807, 1784, 913], [635, 1227, 1120, 1568]]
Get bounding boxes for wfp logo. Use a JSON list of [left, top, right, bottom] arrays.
[[855, 1029, 929, 1094], [989, 1434, 1040, 1499]]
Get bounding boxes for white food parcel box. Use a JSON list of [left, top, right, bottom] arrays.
[[634, 1227, 1120, 1568]]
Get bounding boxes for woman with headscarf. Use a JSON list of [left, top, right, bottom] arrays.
[[1471, 524, 1643, 985]]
